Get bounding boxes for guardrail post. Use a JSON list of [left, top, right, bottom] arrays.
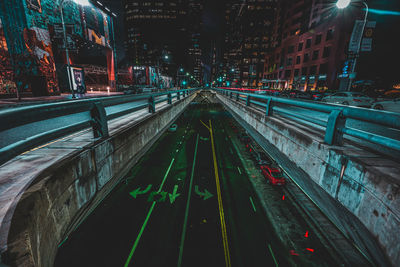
[[177, 91, 181, 100], [148, 95, 155, 113], [230, 92, 233, 98], [90, 102, 109, 138], [236, 92, 239, 101], [246, 95, 251, 106], [168, 93, 172, 104], [325, 109, 345, 145], [266, 98, 273, 116]]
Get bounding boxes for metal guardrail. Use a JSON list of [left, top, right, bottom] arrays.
[[0, 88, 199, 166], [213, 88, 400, 155]]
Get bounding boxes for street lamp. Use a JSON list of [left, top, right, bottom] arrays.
[[336, 0, 369, 91], [336, 0, 351, 9], [60, 0, 92, 98]]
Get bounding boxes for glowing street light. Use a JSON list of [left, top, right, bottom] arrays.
[[336, 0, 369, 91], [336, 0, 351, 9], [164, 55, 169, 60]]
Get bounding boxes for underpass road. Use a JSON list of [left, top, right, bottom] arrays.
[[55, 105, 351, 267]]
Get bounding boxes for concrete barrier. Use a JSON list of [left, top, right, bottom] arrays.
[[217, 93, 399, 267], [0, 93, 196, 266]]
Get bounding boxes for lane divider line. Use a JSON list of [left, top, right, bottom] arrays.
[[237, 166, 242, 174], [124, 157, 176, 267], [209, 120, 232, 267], [249, 197, 256, 212], [177, 134, 200, 267], [268, 244, 279, 267]]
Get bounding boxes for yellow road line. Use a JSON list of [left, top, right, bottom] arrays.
[[209, 120, 232, 267]]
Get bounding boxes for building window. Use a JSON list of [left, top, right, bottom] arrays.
[[323, 46, 331, 58], [296, 55, 301, 64], [285, 70, 291, 78], [288, 45, 294, 53], [298, 42, 303, 51], [312, 50, 319, 60], [304, 53, 309, 62], [306, 39, 312, 48], [287, 57, 293, 66], [294, 69, 300, 77], [326, 28, 334, 41], [315, 34, 322, 45], [302, 67, 308, 76]]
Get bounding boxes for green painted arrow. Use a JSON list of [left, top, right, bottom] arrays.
[[148, 191, 168, 203], [169, 185, 181, 203], [194, 185, 213, 200], [129, 184, 152, 199]]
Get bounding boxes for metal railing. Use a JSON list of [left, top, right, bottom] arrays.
[[213, 88, 400, 156], [0, 88, 199, 166]]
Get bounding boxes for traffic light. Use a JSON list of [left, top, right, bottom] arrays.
[[226, 81, 230, 86], [182, 80, 187, 85]]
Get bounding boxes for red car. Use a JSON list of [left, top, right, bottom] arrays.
[[260, 165, 286, 185]]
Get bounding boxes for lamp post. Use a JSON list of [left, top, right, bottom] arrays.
[[176, 67, 184, 88], [336, 0, 369, 91], [110, 12, 118, 91], [60, 0, 91, 98]]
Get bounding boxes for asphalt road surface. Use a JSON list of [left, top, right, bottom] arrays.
[[55, 105, 353, 267]]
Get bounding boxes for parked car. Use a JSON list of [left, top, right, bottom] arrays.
[[168, 124, 178, 132], [295, 91, 313, 100], [372, 98, 400, 113], [260, 165, 286, 185], [321, 92, 374, 107], [311, 92, 325, 101]]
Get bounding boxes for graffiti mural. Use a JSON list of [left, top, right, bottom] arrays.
[[23, 27, 58, 94], [0, 18, 16, 94], [26, 0, 42, 13]]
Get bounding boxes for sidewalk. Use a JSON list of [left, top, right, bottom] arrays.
[[0, 91, 124, 109]]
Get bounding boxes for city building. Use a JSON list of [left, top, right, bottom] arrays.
[[124, 0, 203, 85], [223, 0, 276, 87], [0, 0, 118, 97], [263, 0, 360, 91]]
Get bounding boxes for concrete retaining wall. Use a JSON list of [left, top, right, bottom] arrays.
[[217, 93, 399, 267], [0, 93, 196, 267]]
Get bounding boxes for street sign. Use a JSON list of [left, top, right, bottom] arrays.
[[361, 21, 376, 52], [349, 20, 364, 53]]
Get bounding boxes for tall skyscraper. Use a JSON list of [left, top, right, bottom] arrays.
[[223, 0, 276, 87]]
